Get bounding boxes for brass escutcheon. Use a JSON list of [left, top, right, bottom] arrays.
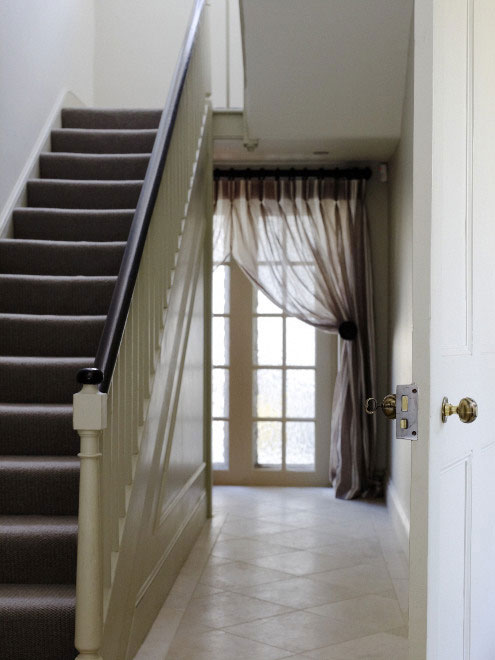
[[381, 394, 397, 420], [364, 394, 396, 420]]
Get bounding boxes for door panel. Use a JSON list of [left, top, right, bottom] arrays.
[[470, 443, 495, 659], [434, 456, 472, 659], [437, 0, 472, 355], [411, 0, 495, 657]]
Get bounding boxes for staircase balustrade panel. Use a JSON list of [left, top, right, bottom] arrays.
[[73, 7, 211, 658]]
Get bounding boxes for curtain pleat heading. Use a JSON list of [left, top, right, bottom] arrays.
[[214, 176, 378, 500]]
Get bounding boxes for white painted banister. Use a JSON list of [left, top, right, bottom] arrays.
[[73, 384, 107, 660], [73, 1, 211, 657]]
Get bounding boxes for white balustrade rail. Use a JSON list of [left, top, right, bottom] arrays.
[[72, 3, 210, 657]]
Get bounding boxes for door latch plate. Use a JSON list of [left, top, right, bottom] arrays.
[[396, 384, 418, 440]]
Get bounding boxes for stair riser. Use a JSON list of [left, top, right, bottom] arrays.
[[51, 129, 157, 154], [0, 359, 91, 404], [0, 524, 77, 583], [0, 316, 105, 357], [0, 463, 79, 515], [62, 108, 161, 129], [0, 585, 76, 660], [0, 408, 78, 456], [0, 276, 116, 315], [27, 180, 143, 210], [13, 209, 133, 242], [0, 241, 124, 276], [40, 154, 150, 180]]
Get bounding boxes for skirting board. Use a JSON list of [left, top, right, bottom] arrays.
[[0, 89, 84, 238], [126, 494, 207, 660], [386, 478, 410, 558]]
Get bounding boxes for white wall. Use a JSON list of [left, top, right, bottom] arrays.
[[0, 0, 95, 214], [94, 0, 195, 108], [387, 23, 414, 552], [239, 0, 412, 161]]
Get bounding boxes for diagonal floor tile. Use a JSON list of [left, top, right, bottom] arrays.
[[166, 629, 290, 660], [307, 594, 404, 634], [257, 511, 343, 529], [316, 563, 394, 596], [246, 549, 362, 576], [303, 631, 409, 659], [200, 560, 291, 589], [256, 528, 355, 550], [225, 610, 377, 654], [212, 537, 295, 561], [157, 488, 408, 660], [181, 590, 293, 628], [232, 576, 359, 609], [312, 538, 383, 559], [310, 543, 385, 570], [221, 516, 297, 538]]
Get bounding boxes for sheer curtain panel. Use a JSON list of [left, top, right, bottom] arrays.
[[214, 175, 378, 499]]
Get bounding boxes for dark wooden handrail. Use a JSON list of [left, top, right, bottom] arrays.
[[77, 0, 205, 393]]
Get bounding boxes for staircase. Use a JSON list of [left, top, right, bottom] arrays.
[[0, 108, 160, 660]]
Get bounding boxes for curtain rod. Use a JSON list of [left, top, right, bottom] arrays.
[[213, 167, 372, 181]]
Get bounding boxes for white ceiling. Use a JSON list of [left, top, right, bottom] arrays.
[[232, 0, 413, 163]]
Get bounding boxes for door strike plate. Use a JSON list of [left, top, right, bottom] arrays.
[[396, 384, 418, 440]]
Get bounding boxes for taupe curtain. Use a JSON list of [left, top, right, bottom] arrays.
[[214, 176, 378, 499]]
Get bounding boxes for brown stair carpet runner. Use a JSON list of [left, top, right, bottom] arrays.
[[0, 108, 160, 660]]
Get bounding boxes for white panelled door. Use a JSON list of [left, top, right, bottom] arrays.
[[410, 0, 495, 658]]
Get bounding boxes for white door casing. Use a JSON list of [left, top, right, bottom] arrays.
[[410, 1, 495, 658]]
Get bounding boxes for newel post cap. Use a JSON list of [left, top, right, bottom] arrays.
[[77, 367, 104, 385]]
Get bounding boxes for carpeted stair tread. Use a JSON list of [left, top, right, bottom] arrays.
[[0, 314, 106, 357], [0, 274, 117, 315], [40, 153, 151, 180], [13, 208, 134, 242], [0, 239, 125, 275], [0, 516, 77, 584], [0, 583, 76, 659], [0, 104, 160, 658], [27, 179, 143, 209], [51, 128, 157, 154], [0, 356, 93, 403], [0, 457, 79, 515], [0, 404, 78, 456], [62, 108, 161, 129]]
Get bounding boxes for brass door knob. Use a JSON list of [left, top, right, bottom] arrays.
[[441, 396, 478, 424]]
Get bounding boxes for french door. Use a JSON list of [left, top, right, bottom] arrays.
[[212, 260, 336, 486]]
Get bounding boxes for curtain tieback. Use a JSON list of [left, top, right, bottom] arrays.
[[338, 321, 358, 341]]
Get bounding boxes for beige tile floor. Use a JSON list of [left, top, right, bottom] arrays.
[[136, 486, 409, 660]]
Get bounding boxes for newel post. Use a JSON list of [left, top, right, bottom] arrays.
[[73, 369, 107, 660]]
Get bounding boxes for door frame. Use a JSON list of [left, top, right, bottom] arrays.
[[409, 0, 433, 656]]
